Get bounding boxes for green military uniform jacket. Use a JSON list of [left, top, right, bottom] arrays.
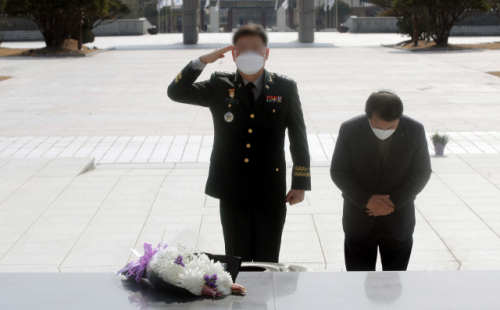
[[167, 61, 311, 206]]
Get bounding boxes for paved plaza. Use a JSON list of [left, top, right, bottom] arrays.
[[1, 32, 500, 272]]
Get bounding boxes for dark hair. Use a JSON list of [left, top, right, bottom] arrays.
[[365, 90, 404, 122], [232, 23, 268, 46]]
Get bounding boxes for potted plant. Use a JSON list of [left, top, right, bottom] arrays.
[[148, 26, 158, 35], [338, 24, 349, 33], [430, 132, 449, 156]]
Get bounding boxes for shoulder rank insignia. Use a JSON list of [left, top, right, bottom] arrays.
[[266, 96, 282, 103], [274, 73, 294, 82], [229, 89, 235, 98]]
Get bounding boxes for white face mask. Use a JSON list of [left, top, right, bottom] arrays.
[[235, 52, 264, 75], [371, 127, 396, 140]]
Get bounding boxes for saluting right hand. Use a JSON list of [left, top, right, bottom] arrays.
[[199, 45, 235, 64]]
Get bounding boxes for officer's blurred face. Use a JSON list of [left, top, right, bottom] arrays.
[[231, 35, 269, 64]]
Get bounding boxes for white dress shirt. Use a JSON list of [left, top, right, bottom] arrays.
[[191, 57, 264, 100]]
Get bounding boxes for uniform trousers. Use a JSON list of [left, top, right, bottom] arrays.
[[219, 199, 287, 263]]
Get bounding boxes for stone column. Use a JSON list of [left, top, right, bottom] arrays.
[[227, 6, 233, 32], [183, 0, 198, 44], [210, 7, 219, 32], [261, 6, 266, 28], [200, 1, 205, 32], [277, 7, 286, 32], [298, 0, 314, 43]]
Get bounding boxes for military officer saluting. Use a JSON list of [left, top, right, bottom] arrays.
[[167, 24, 311, 263]]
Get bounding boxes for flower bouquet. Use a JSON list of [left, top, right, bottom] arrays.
[[117, 242, 246, 298]]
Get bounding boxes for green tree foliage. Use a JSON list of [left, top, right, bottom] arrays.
[[394, 0, 489, 46], [70, 19, 95, 44], [373, 0, 489, 46], [379, 8, 429, 41], [372, 0, 423, 40], [3, 0, 107, 49], [121, 0, 155, 19], [88, 0, 130, 30], [487, 0, 500, 18]]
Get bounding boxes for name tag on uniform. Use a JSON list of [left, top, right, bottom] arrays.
[[266, 96, 282, 103], [224, 98, 240, 104]]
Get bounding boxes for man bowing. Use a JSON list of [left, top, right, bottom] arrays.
[[167, 24, 311, 263], [331, 90, 431, 271]]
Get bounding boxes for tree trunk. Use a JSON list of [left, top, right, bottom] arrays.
[[434, 27, 450, 47], [44, 33, 67, 49], [36, 12, 78, 50]]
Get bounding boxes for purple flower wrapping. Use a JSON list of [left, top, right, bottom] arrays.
[[117, 242, 168, 283]]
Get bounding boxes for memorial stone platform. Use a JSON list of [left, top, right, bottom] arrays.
[[1, 271, 500, 309]]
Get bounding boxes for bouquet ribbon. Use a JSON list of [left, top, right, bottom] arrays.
[[117, 242, 168, 283]]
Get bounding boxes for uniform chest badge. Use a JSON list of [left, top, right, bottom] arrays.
[[224, 112, 234, 123], [229, 89, 235, 98], [266, 96, 282, 103]]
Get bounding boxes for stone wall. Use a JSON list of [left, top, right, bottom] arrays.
[[2, 30, 43, 41], [343, 16, 399, 33], [451, 26, 500, 36], [456, 11, 500, 26], [1, 18, 154, 41], [92, 19, 154, 36], [343, 14, 500, 36]]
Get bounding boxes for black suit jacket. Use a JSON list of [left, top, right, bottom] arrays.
[[330, 115, 432, 241], [167, 61, 311, 206]]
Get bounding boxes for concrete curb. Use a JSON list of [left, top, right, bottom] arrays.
[[0, 47, 115, 59], [78, 158, 96, 175], [381, 44, 486, 53]]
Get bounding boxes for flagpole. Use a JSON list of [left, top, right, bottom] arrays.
[[158, 8, 161, 33], [171, 4, 174, 33], [335, 0, 338, 29], [325, 1, 328, 30]]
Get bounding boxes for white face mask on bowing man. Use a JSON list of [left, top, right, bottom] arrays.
[[368, 111, 400, 140]]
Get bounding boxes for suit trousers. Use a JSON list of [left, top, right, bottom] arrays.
[[219, 199, 287, 263], [344, 217, 413, 271]]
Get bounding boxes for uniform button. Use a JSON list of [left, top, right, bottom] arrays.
[[228, 104, 232, 107], [246, 144, 251, 148], [273, 109, 276, 113], [250, 114, 255, 118], [244, 158, 249, 163], [276, 168, 279, 171], [248, 129, 253, 133]]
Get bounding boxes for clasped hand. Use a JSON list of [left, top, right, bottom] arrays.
[[366, 195, 395, 217]]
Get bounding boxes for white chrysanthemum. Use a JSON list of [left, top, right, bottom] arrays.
[[147, 243, 234, 296], [149, 246, 193, 285], [178, 268, 206, 296], [152, 260, 184, 285], [206, 261, 233, 295]]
